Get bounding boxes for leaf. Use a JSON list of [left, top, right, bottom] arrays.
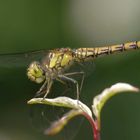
[[28, 96, 92, 118], [44, 109, 82, 135], [28, 96, 93, 135], [92, 83, 139, 129]]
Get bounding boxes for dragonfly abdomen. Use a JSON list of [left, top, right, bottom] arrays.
[[74, 41, 140, 61]]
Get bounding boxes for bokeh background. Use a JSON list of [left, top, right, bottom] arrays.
[[0, 0, 140, 140]]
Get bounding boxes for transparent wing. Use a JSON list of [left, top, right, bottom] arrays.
[[76, 60, 95, 77], [60, 60, 95, 99], [0, 49, 49, 68], [30, 104, 84, 140], [65, 60, 95, 78]]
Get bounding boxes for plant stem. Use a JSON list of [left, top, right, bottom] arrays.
[[82, 112, 100, 140]]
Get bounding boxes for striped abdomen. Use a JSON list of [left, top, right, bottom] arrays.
[[74, 41, 140, 61]]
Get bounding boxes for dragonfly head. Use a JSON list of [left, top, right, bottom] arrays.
[[27, 61, 45, 84]]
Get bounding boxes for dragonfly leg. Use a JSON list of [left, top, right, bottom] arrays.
[[35, 80, 48, 97], [34, 90, 45, 98], [64, 71, 85, 93], [56, 77, 68, 86], [43, 79, 53, 99], [56, 77, 72, 96], [58, 75, 80, 100]]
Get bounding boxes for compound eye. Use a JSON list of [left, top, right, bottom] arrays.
[[27, 61, 45, 83], [33, 64, 42, 77], [34, 68, 38, 74]]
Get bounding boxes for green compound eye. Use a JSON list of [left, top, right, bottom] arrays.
[[27, 61, 45, 84], [33, 65, 42, 77]]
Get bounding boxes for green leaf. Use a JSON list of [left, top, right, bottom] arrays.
[[28, 96, 93, 135], [44, 109, 82, 135], [92, 83, 139, 129], [28, 96, 92, 117]]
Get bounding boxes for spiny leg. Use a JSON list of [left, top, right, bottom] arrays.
[[58, 75, 80, 100], [64, 71, 85, 93], [56, 77, 70, 95], [35, 80, 48, 97], [56, 77, 68, 86], [43, 79, 53, 99], [34, 90, 46, 98], [56, 78, 71, 96], [60, 72, 87, 110]]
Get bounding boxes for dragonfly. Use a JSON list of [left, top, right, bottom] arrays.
[[0, 41, 139, 98], [0, 41, 139, 140], [26, 41, 140, 99]]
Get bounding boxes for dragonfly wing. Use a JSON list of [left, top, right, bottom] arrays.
[[0, 49, 49, 68], [30, 104, 84, 140], [77, 60, 95, 77], [62, 60, 95, 94]]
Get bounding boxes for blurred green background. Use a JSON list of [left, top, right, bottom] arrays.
[[0, 0, 140, 140]]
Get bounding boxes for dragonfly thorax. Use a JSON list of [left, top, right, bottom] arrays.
[[41, 48, 74, 76], [27, 61, 46, 84]]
